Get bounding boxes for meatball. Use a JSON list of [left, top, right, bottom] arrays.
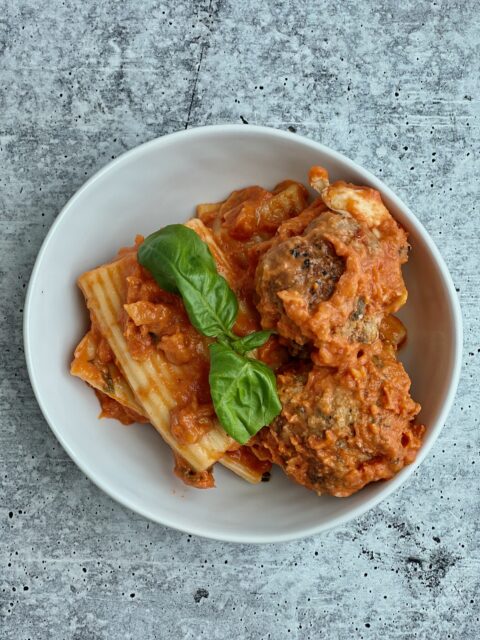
[[255, 208, 408, 365], [255, 232, 345, 343], [252, 343, 424, 497]]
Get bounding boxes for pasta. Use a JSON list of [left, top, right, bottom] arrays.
[[71, 325, 269, 483], [72, 217, 274, 484], [71, 329, 146, 418], [77, 255, 234, 471]]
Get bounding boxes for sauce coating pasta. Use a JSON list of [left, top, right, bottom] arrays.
[[71, 168, 424, 495]]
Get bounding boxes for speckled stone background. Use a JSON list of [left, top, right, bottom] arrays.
[[1, 1, 479, 638]]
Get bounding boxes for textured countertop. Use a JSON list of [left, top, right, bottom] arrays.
[[1, 1, 479, 638]]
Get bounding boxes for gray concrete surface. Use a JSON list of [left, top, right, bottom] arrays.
[[1, 1, 479, 638]]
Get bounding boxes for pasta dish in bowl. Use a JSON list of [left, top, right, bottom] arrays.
[[24, 125, 462, 542], [71, 166, 424, 497]]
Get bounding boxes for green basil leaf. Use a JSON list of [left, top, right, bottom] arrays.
[[208, 342, 282, 444], [231, 330, 273, 355], [139, 224, 282, 444], [138, 224, 238, 338]]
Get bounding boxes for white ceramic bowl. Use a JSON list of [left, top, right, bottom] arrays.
[[24, 125, 462, 543]]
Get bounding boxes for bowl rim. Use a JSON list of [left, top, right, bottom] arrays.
[[24, 123, 463, 544]]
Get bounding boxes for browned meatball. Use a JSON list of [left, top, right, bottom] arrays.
[[255, 209, 408, 365], [252, 343, 424, 497], [256, 234, 344, 324]]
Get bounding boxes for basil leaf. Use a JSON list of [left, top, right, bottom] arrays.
[[139, 223, 282, 444], [138, 225, 238, 338], [209, 342, 282, 444], [231, 330, 273, 355]]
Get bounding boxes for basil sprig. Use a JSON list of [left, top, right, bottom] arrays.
[[138, 224, 281, 444]]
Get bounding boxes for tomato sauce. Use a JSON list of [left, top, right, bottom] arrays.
[[95, 390, 149, 425], [173, 453, 215, 489], [79, 173, 424, 496]]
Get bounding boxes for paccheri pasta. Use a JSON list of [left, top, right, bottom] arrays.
[[71, 168, 424, 496]]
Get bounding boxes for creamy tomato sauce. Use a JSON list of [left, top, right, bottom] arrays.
[[95, 390, 148, 425], [78, 171, 423, 496], [173, 452, 215, 489]]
